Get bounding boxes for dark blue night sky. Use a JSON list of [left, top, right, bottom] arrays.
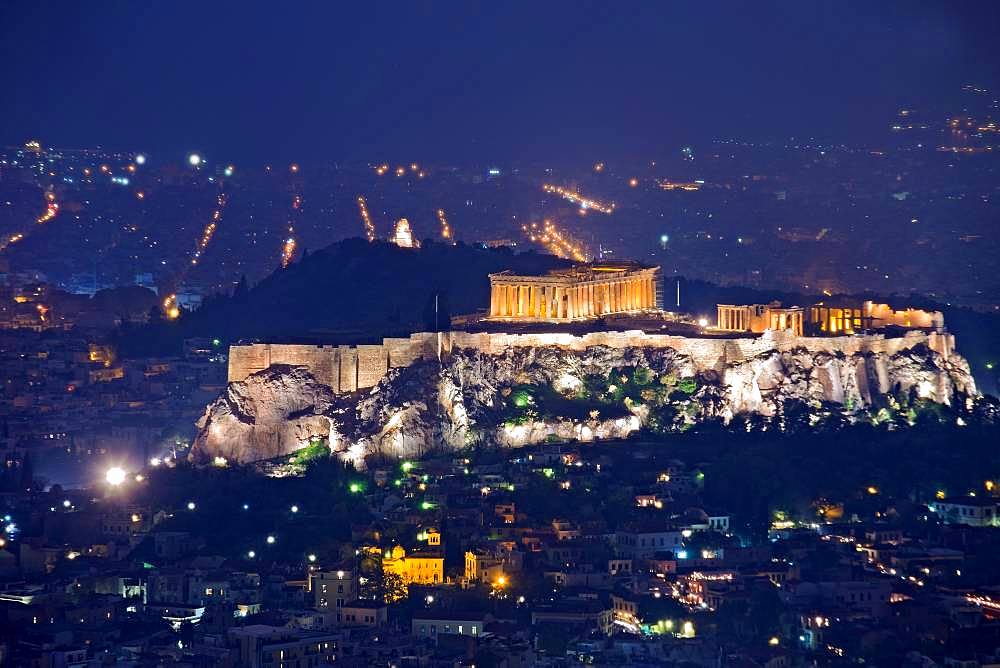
[[3, 1, 999, 163]]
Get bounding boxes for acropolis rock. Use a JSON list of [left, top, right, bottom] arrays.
[[192, 333, 980, 468]]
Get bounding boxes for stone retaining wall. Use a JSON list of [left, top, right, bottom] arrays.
[[228, 328, 954, 391]]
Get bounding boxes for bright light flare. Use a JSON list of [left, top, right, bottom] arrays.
[[188, 153, 202, 167], [105, 467, 127, 486], [163, 294, 180, 320]]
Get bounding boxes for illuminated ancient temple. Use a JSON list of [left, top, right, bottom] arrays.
[[488, 262, 661, 321], [716, 299, 943, 336], [716, 303, 805, 336]]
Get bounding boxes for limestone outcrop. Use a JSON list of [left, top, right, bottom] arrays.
[[192, 343, 979, 468], [191, 365, 337, 465]]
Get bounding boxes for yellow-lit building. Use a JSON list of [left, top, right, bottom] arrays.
[[464, 549, 506, 585], [716, 299, 943, 337], [380, 545, 443, 585], [716, 303, 804, 336]]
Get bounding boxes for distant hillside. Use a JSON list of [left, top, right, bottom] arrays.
[[116, 238, 568, 356]]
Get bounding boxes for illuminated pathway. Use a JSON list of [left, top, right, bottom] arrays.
[[0, 191, 60, 252], [436, 208, 453, 242], [357, 195, 376, 242], [521, 219, 590, 262], [542, 184, 615, 215], [280, 193, 301, 268]]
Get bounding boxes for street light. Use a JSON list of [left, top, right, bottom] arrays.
[[105, 467, 126, 486]]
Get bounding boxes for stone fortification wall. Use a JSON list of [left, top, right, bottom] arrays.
[[228, 329, 954, 390]]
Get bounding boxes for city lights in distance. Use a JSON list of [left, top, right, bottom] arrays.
[[163, 294, 180, 320], [357, 196, 376, 242], [105, 467, 127, 486], [542, 184, 614, 215], [521, 219, 590, 262], [135, 154, 146, 165], [437, 209, 453, 241]]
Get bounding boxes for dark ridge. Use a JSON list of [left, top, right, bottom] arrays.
[[114, 238, 569, 357]]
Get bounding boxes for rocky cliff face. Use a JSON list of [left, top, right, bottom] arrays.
[[191, 365, 337, 464], [192, 343, 979, 467]]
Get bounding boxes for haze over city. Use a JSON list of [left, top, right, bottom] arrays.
[[1, 3, 1000, 667]]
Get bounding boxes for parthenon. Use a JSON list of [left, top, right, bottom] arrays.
[[488, 262, 661, 321]]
